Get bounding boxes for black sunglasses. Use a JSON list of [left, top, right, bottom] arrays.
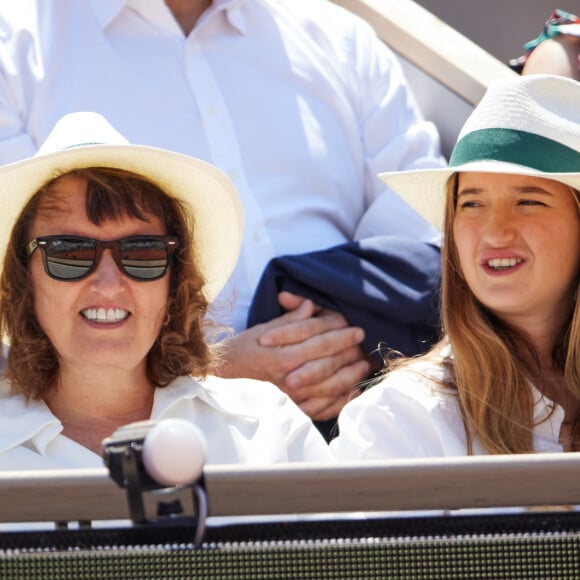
[[26, 235, 179, 282]]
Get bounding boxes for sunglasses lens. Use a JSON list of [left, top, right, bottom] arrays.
[[38, 236, 174, 281], [45, 238, 96, 280], [120, 238, 170, 280]]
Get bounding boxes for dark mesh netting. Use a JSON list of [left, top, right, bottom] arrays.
[[2, 510, 580, 579]]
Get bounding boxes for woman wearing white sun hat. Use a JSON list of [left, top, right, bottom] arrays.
[[0, 112, 331, 470], [331, 74, 580, 460]]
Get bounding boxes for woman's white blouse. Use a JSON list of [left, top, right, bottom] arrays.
[[0, 375, 332, 470]]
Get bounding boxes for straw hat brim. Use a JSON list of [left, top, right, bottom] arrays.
[[380, 160, 580, 231], [0, 143, 244, 301]]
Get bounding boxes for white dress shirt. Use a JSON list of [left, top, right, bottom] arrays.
[[0, 375, 332, 470], [331, 352, 566, 459], [0, 0, 445, 331]]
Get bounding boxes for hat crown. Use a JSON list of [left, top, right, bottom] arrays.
[[36, 112, 129, 157]]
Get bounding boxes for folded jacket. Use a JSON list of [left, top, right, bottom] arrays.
[[247, 236, 442, 364]]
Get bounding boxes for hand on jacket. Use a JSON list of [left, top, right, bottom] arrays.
[[215, 291, 371, 420]]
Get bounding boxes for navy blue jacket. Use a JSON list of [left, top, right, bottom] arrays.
[[247, 236, 442, 364]]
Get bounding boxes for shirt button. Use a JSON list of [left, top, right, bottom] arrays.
[[207, 104, 220, 118]]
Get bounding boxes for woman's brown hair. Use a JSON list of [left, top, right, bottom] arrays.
[[0, 166, 216, 399]]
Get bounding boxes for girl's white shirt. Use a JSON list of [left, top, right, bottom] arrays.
[[331, 347, 565, 460]]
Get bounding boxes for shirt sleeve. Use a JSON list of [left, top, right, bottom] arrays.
[[0, 14, 39, 163], [348, 23, 446, 244]]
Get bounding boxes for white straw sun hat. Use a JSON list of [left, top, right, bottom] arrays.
[[379, 74, 580, 230], [0, 112, 244, 301]]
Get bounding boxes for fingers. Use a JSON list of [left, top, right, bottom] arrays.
[[277, 290, 312, 312], [215, 320, 337, 387], [284, 343, 368, 390], [297, 372, 365, 422], [290, 356, 370, 401], [217, 333, 370, 420], [289, 357, 370, 420], [263, 297, 317, 331], [262, 326, 364, 393], [218, 297, 373, 421], [259, 306, 351, 347]]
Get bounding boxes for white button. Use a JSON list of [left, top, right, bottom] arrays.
[[206, 104, 220, 118]]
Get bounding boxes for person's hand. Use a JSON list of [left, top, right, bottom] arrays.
[[214, 291, 372, 420], [259, 292, 372, 420]]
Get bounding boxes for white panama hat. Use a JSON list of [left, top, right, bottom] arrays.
[[379, 74, 580, 230], [0, 112, 244, 301]]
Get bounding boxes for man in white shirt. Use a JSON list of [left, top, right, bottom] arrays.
[[0, 0, 445, 435]]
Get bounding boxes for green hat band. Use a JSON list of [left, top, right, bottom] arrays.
[[450, 128, 580, 173]]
